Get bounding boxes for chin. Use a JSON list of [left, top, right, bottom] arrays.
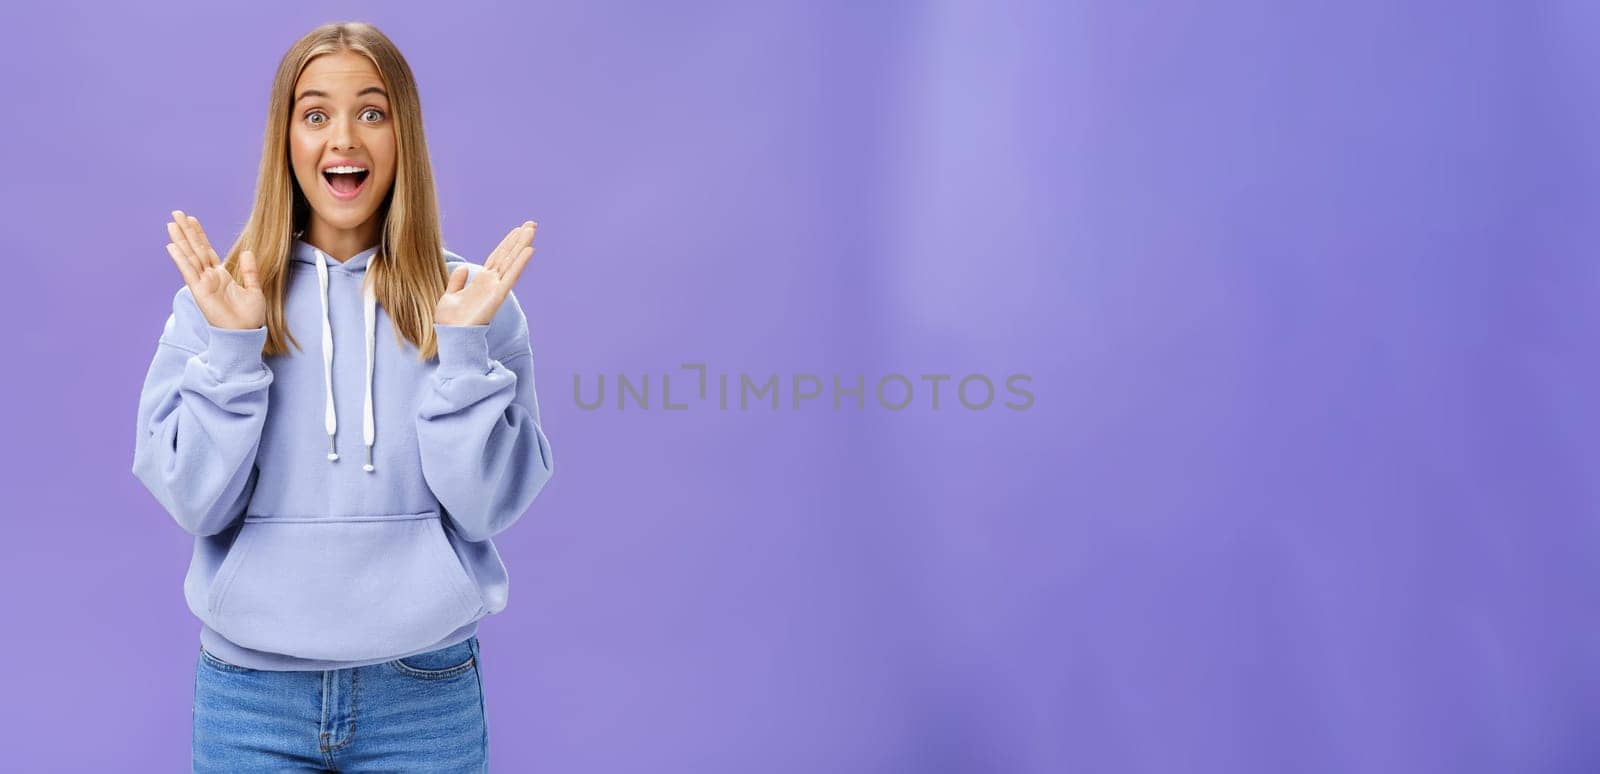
[[318, 210, 380, 230]]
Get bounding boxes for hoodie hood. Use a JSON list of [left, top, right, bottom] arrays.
[[290, 239, 380, 274], [292, 239, 381, 472]]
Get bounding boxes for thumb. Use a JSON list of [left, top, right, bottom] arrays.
[[239, 250, 261, 290], [446, 265, 470, 294]]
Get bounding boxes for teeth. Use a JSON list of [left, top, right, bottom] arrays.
[[324, 165, 367, 174]]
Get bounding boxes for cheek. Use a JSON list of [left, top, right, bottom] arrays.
[[354, 129, 396, 195], [288, 135, 317, 175], [373, 135, 397, 180]]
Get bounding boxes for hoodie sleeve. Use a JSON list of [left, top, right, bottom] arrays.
[[131, 287, 274, 537], [417, 286, 555, 543]]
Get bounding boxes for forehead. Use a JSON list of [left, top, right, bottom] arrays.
[[295, 51, 384, 95]]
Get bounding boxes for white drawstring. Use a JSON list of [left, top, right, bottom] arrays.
[[315, 249, 338, 460], [362, 272, 377, 472], [314, 247, 378, 472]]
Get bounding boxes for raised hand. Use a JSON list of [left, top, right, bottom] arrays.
[[165, 210, 267, 330], [435, 221, 537, 327]]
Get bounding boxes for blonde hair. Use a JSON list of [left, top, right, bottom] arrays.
[[223, 21, 448, 361]]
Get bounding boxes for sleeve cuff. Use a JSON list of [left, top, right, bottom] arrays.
[[203, 324, 269, 377], [434, 323, 493, 377]]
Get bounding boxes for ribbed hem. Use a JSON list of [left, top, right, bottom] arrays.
[[198, 621, 479, 672], [203, 325, 269, 377], [434, 323, 492, 377]]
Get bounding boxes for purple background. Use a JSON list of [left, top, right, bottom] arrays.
[[1, 1, 1594, 772]]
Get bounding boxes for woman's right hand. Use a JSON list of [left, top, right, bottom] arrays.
[[165, 210, 266, 330]]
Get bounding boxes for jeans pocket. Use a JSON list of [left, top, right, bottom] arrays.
[[198, 646, 256, 674], [387, 637, 476, 680]]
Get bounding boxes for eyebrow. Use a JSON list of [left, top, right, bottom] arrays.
[[294, 86, 388, 105]]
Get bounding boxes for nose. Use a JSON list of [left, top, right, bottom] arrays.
[[331, 118, 359, 153]]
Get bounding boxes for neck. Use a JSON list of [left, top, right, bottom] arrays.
[[304, 216, 381, 262]]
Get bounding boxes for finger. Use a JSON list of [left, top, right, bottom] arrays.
[[483, 228, 514, 274], [516, 222, 536, 255], [171, 211, 217, 268], [168, 212, 211, 269], [239, 250, 260, 290], [167, 224, 205, 282], [186, 215, 221, 267], [496, 223, 535, 275], [501, 245, 535, 288], [446, 265, 469, 293], [167, 220, 201, 268], [204, 264, 229, 292], [486, 225, 522, 273], [166, 242, 199, 287], [170, 211, 196, 255]]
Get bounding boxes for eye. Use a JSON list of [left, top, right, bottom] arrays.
[[361, 108, 385, 122], [304, 110, 326, 126]]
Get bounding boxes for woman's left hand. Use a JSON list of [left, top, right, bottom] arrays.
[[435, 221, 538, 327]]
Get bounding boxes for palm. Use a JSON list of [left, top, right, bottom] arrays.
[[164, 210, 267, 330], [194, 264, 267, 330], [435, 221, 538, 327]]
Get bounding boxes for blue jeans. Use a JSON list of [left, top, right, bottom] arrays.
[[192, 636, 487, 772]]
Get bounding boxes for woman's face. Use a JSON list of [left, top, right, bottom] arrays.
[[288, 50, 397, 247]]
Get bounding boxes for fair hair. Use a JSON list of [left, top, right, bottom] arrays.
[[222, 21, 448, 360]]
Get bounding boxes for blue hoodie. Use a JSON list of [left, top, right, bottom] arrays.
[[131, 239, 555, 671]]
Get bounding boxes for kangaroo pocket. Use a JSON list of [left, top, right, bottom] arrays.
[[205, 511, 484, 662]]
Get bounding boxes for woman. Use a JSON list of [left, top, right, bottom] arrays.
[[130, 21, 554, 772]]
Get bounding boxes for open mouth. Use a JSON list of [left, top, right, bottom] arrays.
[[322, 169, 371, 201]]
